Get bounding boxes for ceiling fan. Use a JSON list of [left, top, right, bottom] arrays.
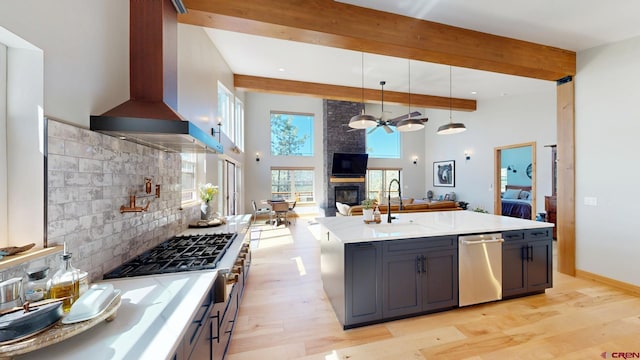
[[349, 80, 428, 134]]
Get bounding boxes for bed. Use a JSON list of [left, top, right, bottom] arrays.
[[501, 185, 532, 219]]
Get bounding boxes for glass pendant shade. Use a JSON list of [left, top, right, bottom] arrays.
[[396, 118, 425, 132]]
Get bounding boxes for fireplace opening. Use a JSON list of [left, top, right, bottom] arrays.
[[335, 186, 360, 206]]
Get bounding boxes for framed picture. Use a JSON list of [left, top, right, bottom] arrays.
[[433, 160, 455, 187]]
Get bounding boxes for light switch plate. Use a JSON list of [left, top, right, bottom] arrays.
[[584, 197, 598, 206]]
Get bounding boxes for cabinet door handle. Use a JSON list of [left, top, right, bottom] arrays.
[[529, 245, 534, 262], [355, 242, 373, 247], [416, 255, 421, 274], [521, 246, 527, 261], [421, 255, 426, 274]]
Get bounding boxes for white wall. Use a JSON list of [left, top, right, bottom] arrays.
[[178, 24, 245, 214], [423, 90, 557, 214], [0, 0, 129, 127], [244, 93, 325, 214], [575, 35, 640, 286]]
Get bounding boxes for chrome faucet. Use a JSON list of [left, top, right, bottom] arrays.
[[387, 178, 402, 223]]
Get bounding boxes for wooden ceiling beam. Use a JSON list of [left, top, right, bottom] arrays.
[[180, 0, 575, 81], [234, 75, 476, 112]]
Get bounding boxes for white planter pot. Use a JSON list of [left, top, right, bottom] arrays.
[[363, 208, 374, 221]]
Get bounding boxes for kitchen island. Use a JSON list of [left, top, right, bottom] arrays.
[[16, 215, 252, 360], [316, 211, 554, 329]]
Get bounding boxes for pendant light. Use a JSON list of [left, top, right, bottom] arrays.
[[349, 53, 377, 129], [437, 66, 467, 135], [397, 59, 425, 132]]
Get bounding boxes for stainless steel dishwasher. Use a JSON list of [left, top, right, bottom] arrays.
[[458, 233, 504, 306]]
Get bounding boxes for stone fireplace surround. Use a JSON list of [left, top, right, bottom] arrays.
[[323, 100, 366, 216]]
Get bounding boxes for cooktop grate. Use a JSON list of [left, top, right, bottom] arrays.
[[103, 233, 237, 279]]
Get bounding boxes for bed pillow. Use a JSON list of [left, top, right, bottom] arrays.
[[503, 189, 521, 199], [519, 190, 531, 200]]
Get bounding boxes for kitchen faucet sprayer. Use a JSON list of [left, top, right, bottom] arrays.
[[387, 178, 402, 223]]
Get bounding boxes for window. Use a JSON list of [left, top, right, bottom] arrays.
[[235, 98, 244, 151], [366, 129, 400, 158], [270, 112, 313, 156], [365, 169, 402, 202], [500, 168, 508, 193], [217, 82, 234, 139], [271, 168, 315, 203], [181, 153, 198, 203]]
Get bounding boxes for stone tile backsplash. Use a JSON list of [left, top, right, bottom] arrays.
[[1, 119, 199, 283]]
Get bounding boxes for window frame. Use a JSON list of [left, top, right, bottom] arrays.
[[270, 167, 315, 204], [365, 168, 402, 203], [217, 81, 234, 140], [270, 111, 314, 157], [234, 97, 245, 152]]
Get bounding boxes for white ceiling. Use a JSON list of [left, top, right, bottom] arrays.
[[203, 0, 640, 102]]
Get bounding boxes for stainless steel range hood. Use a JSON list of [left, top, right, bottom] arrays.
[[90, 0, 222, 154]]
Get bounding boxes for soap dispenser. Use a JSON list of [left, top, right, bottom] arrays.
[[50, 243, 80, 312]]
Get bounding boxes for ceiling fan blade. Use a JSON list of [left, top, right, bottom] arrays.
[[367, 126, 378, 134], [387, 111, 422, 125], [383, 125, 393, 134], [380, 111, 392, 121]]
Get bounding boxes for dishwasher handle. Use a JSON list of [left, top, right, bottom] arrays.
[[460, 238, 504, 245]]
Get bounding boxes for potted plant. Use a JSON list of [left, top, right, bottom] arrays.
[[361, 199, 376, 221], [472, 207, 489, 214], [199, 183, 219, 220]]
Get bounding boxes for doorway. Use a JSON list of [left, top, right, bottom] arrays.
[[494, 142, 536, 220]]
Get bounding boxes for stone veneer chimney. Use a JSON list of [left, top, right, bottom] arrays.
[[323, 100, 366, 216]]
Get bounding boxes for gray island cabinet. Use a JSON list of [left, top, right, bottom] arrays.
[[317, 211, 553, 329]]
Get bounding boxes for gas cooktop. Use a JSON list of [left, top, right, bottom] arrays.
[[104, 233, 237, 279]]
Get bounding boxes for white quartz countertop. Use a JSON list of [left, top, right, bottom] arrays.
[[18, 271, 217, 360], [316, 211, 554, 243], [17, 214, 252, 360]]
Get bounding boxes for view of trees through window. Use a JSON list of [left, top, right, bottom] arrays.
[[270, 112, 313, 156], [271, 168, 315, 203], [365, 169, 402, 203]]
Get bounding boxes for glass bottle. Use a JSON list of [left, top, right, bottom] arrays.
[[373, 205, 381, 223], [50, 246, 80, 313], [25, 267, 52, 302], [78, 269, 89, 296]]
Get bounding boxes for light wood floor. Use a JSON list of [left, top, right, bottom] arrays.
[[227, 217, 640, 359]]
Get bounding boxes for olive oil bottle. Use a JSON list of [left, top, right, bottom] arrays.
[[50, 244, 80, 312]]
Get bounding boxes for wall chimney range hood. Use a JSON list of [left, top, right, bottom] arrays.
[[90, 0, 222, 154]]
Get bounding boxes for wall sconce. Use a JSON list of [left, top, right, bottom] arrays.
[[255, 152, 260, 162], [211, 118, 222, 141], [412, 156, 418, 165], [464, 151, 471, 160]]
